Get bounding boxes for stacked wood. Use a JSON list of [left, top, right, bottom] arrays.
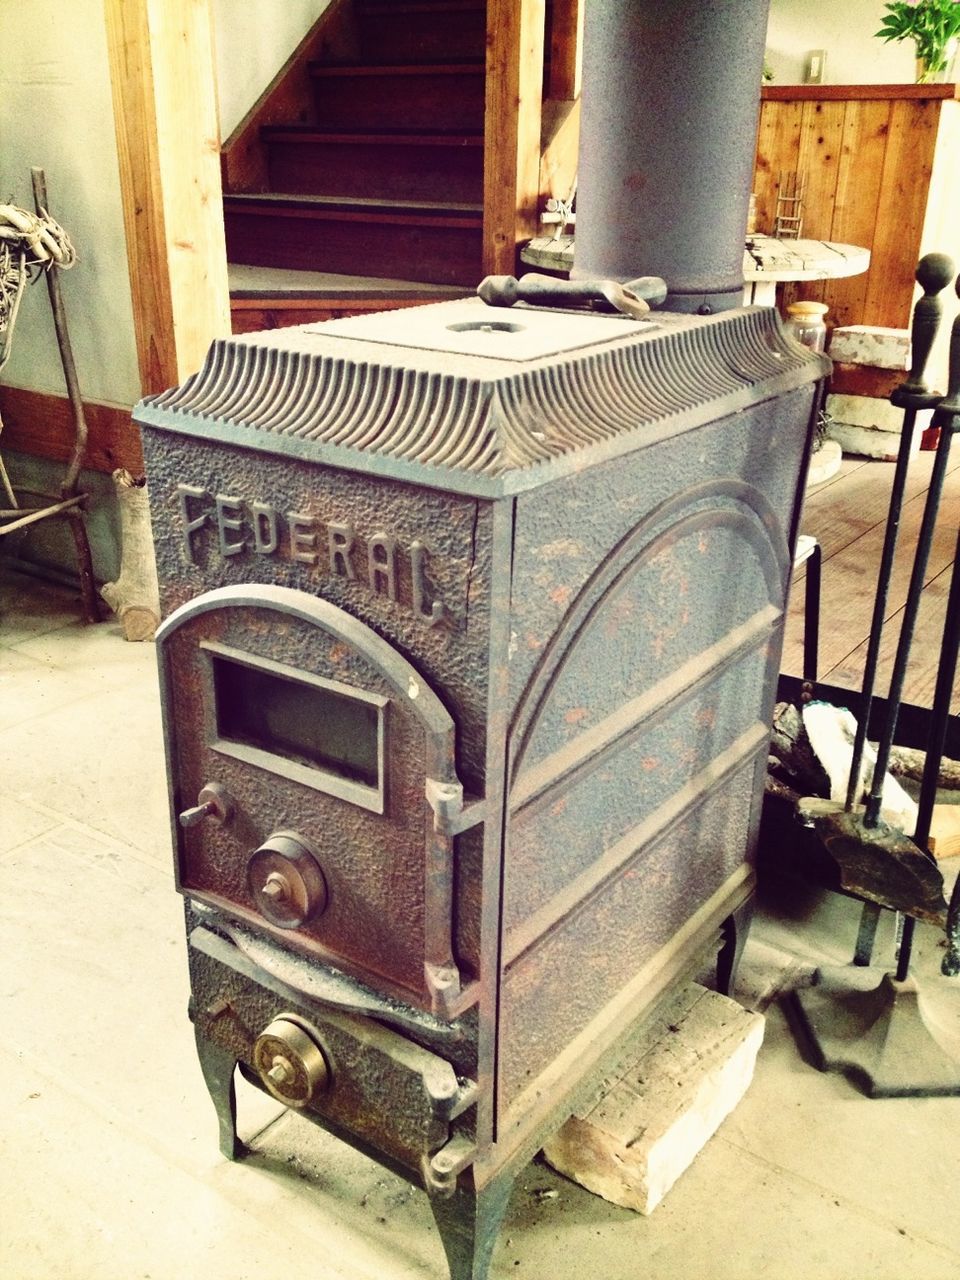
[[766, 700, 831, 803], [767, 700, 960, 806], [825, 324, 923, 461]]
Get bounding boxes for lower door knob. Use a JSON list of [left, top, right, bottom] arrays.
[[253, 1017, 329, 1107]]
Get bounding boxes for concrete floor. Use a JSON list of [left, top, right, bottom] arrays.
[[3, 561, 960, 1280]]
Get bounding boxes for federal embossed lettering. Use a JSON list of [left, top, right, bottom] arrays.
[[368, 533, 398, 601], [289, 511, 319, 566], [172, 485, 447, 623], [327, 522, 357, 580], [177, 483, 211, 562], [251, 501, 279, 555], [215, 494, 245, 557], [411, 539, 445, 626]]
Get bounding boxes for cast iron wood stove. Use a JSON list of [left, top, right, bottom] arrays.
[[137, 296, 825, 1279]]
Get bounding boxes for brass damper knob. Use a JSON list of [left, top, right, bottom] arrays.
[[247, 831, 327, 929], [253, 1017, 330, 1107]]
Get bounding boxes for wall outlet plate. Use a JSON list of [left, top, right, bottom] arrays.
[[804, 49, 827, 84]]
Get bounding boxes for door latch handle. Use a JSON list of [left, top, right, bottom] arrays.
[[179, 782, 233, 829]]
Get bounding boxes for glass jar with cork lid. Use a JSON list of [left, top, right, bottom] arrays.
[[784, 300, 828, 353]]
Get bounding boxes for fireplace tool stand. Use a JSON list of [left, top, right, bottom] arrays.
[[790, 261, 960, 1096]]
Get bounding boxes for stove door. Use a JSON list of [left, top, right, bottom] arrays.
[[156, 583, 466, 1015]]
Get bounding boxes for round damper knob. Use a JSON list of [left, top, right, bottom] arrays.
[[247, 831, 327, 929]]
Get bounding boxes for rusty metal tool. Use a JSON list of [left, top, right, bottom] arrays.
[[880, 305, 960, 982], [921, 280, 960, 979], [790, 266, 960, 1097], [797, 256, 953, 956], [477, 271, 668, 318], [839, 254, 953, 966], [844, 253, 954, 817]]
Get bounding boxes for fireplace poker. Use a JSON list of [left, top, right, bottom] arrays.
[[907, 277, 960, 981], [800, 258, 954, 948], [861, 274, 960, 840], [841, 255, 953, 966], [844, 253, 955, 814], [791, 273, 960, 1096]]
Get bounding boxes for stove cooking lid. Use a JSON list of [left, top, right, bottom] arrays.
[[313, 299, 651, 361]]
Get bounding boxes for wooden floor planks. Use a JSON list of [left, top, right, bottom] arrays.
[[796, 452, 942, 568], [781, 444, 960, 712], [826, 562, 954, 711]]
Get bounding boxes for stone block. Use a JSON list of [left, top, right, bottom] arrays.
[[825, 420, 921, 462], [541, 983, 764, 1216], [829, 361, 902, 400], [828, 325, 910, 370], [826, 392, 903, 432]]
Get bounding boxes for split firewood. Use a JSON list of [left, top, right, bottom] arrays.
[[100, 469, 160, 641], [767, 700, 831, 798], [887, 745, 960, 791], [802, 701, 918, 833], [765, 772, 802, 805]]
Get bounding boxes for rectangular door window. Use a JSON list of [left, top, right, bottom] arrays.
[[202, 641, 386, 811]]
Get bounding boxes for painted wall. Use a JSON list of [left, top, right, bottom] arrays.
[[0, 0, 140, 408], [0, 0, 330, 582], [213, 0, 333, 138], [766, 0, 917, 84]]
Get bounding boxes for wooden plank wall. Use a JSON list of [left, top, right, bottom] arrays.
[[753, 87, 955, 330], [0, 387, 142, 475]]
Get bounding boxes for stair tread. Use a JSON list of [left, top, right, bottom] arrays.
[[228, 263, 471, 300], [225, 192, 483, 216], [309, 60, 484, 76], [358, 0, 484, 11], [261, 125, 483, 146]]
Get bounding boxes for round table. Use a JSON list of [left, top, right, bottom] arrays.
[[743, 235, 870, 307]]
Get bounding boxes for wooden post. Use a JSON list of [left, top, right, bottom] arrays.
[[483, 0, 546, 276], [103, 0, 230, 397], [547, 0, 583, 102]]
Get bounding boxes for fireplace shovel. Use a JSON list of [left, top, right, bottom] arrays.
[[790, 259, 960, 1097]]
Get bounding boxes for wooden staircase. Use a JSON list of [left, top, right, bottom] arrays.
[[222, 0, 490, 330]]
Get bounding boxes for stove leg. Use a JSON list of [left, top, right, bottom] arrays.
[[194, 1030, 244, 1160], [717, 897, 754, 996], [429, 1169, 515, 1280]]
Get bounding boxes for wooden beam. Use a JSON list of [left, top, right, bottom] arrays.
[[103, 0, 230, 397], [0, 385, 142, 475], [762, 83, 959, 102], [547, 0, 583, 101], [230, 295, 440, 334], [539, 97, 580, 206], [483, 0, 546, 275]]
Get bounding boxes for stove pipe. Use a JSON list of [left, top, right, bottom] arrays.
[[573, 0, 771, 314]]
